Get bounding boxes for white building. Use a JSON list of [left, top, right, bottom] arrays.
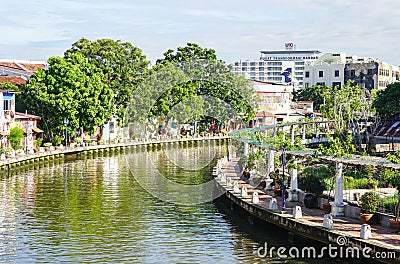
[[232, 43, 321, 88], [303, 53, 400, 90]]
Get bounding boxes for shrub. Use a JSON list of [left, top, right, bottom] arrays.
[[51, 135, 62, 146], [299, 172, 326, 194], [360, 191, 380, 214], [8, 127, 24, 150], [380, 194, 398, 214], [35, 138, 43, 148]]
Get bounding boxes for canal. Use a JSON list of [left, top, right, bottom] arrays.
[[0, 142, 369, 263]]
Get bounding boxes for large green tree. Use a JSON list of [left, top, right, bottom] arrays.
[[293, 84, 329, 111], [64, 38, 149, 125], [153, 43, 257, 124], [373, 82, 400, 118], [21, 54, 114, 137]]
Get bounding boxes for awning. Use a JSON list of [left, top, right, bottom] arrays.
[[0, 131, 9, 136], [32, 126, 44, 133]]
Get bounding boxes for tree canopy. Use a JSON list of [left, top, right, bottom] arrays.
[[373, 82, 400, 118], [64, 38, 149, 125], [149, 43, 257, 123], [21, 54, 114, 137]]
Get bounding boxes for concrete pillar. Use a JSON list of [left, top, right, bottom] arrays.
[[288, 161, 298, 202], [244, 142, 249, 156], [302, 124, 306, 140], [266, 150, 275, 190], [290, 125, 295, 144], [267, 150, 274, 176], [330, 162, 347, 216]]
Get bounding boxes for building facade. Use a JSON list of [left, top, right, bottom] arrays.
[[232, 43, 321, 88], [303, 53, 400, 90]]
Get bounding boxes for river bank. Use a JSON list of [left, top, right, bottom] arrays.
[[214, 157, 400, 263]]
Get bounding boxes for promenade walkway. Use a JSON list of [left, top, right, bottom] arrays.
[[220, 157, 400, 251]]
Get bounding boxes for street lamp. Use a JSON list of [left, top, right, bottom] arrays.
[[25, 121, 29, 155], [281, 150, 287, 213], [64, 118, 69, 149]]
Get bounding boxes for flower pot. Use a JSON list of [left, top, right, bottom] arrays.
[[304, 193, 318, 209], [323, 202, 331, 214], [360, 213, 374, 224], [389, 219, 400, 233]]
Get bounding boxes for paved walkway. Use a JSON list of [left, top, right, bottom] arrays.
[[220, 158, 400, 250]]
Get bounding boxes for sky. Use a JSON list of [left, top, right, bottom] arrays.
[[1, 0, 400, 65]]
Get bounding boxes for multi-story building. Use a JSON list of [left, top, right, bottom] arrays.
[[303, 53, 400, 90], [232, 43, 321, 88]]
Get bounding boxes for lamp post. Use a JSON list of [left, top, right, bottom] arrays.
[[64, 118, 69, 149], [281, 150, 287, 213], [25, 121, 29, 155]]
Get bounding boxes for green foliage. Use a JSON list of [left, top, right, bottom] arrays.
[[380, 168, 400, 191], [292, 84, 329, 111], [8, 127, 24, 150], [380, 194, 398, 214], [35, 138, 43, 148], [43, 142, 52, 147], [153, 43, 257, 123], [360, 191, 380, 214], [247, 149, 263, 170], [298, 172, 326, 194], [51, 135, 62, 146], [22, 54, 114, 136], [64, 38, 150, 126], [0, 82, 19, 91], [315, 133, 355, 157], [373, 82, 400, 118], [386, 150, 400, 164]]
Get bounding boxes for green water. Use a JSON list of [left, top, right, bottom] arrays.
[[0, 143, 372, 263]]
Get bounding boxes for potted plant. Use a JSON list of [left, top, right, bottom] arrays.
[[299, 172, 326, 209], [381, 166, 400, 232], [52, 135, 62, 149], [360, 191, 379, 224], [43, 142, 52, 151]]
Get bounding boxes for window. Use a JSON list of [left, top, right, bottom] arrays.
[[259, 62, 264, 66], [259, 72, 264, 77], [332, 82, 341, 88], [305, 71, 310, 78], [250, 67, 256, 71], [334, 70, 340, 77], [242, 67, 247, 71], [242, 62, 248, 66], [250, 72, 256, 76], [350, 70, 355, 77], [316, 82, 325, 86], [304, 83, 309, 88], [250, 62, 256, 66], [259, 77, 265, 81], [295, 61, 305, 65], [319, 71, 323, 77], [234, 62, 239, 66], [259, 67, 264, 71], [3, 99, 12, 111]]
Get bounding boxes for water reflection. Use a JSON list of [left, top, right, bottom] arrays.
[[0, 145, 371, 263]]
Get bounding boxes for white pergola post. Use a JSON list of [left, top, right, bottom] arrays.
[[288, 161, 299, 201], [302, 124, 306, 140], [243, 142, 249, 156], [330, 162, 347, 216], [290, 125, 295, 144], [265, 150, 275, 190]]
